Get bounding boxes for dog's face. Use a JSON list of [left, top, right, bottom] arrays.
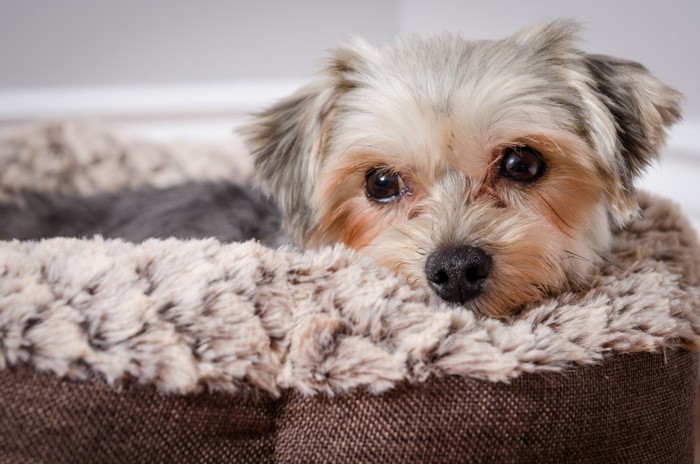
[[244, 21, 681, 318]]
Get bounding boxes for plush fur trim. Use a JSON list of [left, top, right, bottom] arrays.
[[0, 121, 252, 202], [0, 122, 699, 396]]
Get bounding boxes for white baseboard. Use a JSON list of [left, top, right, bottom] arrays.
[[666, 120, 700, 155], [0, 80, 307, 122]]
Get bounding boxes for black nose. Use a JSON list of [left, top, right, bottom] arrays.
[[425, 245, 492, 304]]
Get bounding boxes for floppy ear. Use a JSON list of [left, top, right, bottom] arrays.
[[583, 54, 682, 227], [242, 43, 373, 245], [242, 81, 338, 244]]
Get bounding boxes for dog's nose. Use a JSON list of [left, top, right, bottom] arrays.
[[425, 245, 492, 304]]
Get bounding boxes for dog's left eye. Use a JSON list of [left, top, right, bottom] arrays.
[[499, 145, 545, 182], [365, 168, 408, 203]]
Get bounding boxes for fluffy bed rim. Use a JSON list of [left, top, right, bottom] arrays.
[[0, 122, 699, 396]]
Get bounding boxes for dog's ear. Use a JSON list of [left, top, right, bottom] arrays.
[[583, 54, 682, 227], [242, 42, 374, 245], [242, 80, 338, 245], [510, 19, 581, 58]]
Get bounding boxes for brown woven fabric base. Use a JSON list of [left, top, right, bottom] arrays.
[[277, 350, 698, 463], [1, 350, 697, 463]]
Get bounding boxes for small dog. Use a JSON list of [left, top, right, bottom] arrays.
[[244, 20, 681, 317], [1, 21, 680, 318]]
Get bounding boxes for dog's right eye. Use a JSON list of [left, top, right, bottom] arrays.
[[499, 145, 545, 182], [365, 168, 408, 203]]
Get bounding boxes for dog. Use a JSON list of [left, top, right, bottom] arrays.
[[1, 21, 680, 318], [243, 20, 681, 317]]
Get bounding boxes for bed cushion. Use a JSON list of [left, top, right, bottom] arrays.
[[0, 122, 698, 463]]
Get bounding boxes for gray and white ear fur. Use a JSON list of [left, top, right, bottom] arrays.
[[514, 20, 682, 227], [242, 42, 374, 245], [583, 53, 682, 227]]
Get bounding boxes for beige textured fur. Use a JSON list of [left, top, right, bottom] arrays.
[[0, 122, 699, 396], [0, 122, 252, 202]]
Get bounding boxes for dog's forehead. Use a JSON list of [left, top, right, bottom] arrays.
[[367, 33, 580, 105], [330, 34, 590, 175], [380, 35, 525, 98]]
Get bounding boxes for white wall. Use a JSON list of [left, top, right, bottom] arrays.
[[0, 0, 398, 87], [0, 0, 698, 228], [2, 0, 696, 117]]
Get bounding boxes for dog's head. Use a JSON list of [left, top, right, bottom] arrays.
[[243, 20, 681, 317]]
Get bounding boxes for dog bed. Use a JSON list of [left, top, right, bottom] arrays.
[[1, 122, 699, 463]]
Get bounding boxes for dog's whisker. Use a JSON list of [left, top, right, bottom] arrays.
[[592, 251, 623, 270], [560, 250, 593, 264], [343, 140, 405, 160], [561, 250, 622, 271], [534, 192, 576, 238], [338, 135, 377, 157], [387, 223, 415, 241]]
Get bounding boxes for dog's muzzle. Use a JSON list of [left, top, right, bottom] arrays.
[[425, 245, 492, 304]]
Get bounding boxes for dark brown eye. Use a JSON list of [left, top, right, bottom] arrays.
[[365, 168, 408, 203], [499, 145, 545, 182]]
